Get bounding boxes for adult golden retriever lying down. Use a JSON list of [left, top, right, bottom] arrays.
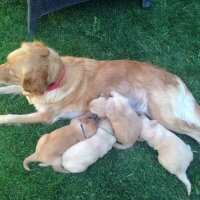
[[0, 41, 200, 143]]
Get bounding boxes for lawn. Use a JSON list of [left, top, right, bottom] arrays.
[[0, 0, 200, 199]]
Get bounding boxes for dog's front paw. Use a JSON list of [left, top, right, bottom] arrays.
[[0, 114, 12, 125]]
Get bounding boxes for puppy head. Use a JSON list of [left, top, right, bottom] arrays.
[[72, 117, 98, 138], [105, 97, 127, 120], [80, 117, 98, 137], [89, 97, 107, 117]]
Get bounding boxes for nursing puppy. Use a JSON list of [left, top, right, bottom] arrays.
[[140, 117, 193, 196], [23, 116, 97, 173], [90, 92, 193, 195], [90, 91, 142, 149], [62, 119, 116, 173]]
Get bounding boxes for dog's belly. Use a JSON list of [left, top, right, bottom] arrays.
[[102, 80, 149, 116], [53, 111, 83, 122], [128, 97, 148, 116], [113, 84, 149, 116]]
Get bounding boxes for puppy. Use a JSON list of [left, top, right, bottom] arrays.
[[61, 119, 116, 173], [90, 91, 142, 149], [140, 116, 193, 196], [23, 116, 98, 173], [91, 92, 193, 195]]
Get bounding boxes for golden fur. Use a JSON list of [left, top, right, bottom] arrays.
[[90, 91, 142, 149], [23, 115, 98, 173], [0, 41, 200, 143], [140, 116, 193, 196], [91, 91, 193, 195], [61, 119, 116, 173]]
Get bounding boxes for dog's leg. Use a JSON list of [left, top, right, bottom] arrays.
[[150, 105, 200, 143], [0, 85, 22, 94], [149, 78, 200, 143], [166, 121, 200, 143], [0, 112, 53, 124]]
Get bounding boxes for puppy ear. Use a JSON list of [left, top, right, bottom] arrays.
[[22, 67, 48, 95]]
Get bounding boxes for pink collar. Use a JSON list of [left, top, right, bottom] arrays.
[[47, 66, 66, 91]]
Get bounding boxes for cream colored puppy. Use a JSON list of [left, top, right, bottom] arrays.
[[90, 91, 193, 195], [140, 116, 193, 196], [61, 119, 116, 173], [23, 116, 98, 173], [90, 91, 142, 149]]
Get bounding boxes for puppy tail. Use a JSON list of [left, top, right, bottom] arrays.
[[176, 172, 191, 196], [23, 153, 38, 171]]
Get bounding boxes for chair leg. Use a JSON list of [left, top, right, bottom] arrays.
[[142, 0, 152, 8], [27, 0, 37, 34], [28, 19, 37, 34]]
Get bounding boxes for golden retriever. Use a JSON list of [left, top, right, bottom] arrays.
[[0, 41, 200, 143], [23, 115, 98, 173], [140, 116, 193, 196], [90, 91, 142, 149], [61, 119, 115, 173]]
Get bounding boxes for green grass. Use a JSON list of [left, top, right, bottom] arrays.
[[0, 0, 200, 199]]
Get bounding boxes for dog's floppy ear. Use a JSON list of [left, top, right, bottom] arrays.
[[22, 66, 48, 95]]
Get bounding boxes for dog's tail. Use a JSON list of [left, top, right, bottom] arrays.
[[23, 153, 38, 171], [176, 172, 191, 196]]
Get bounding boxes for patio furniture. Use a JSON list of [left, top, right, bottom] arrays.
[[27, 0, 152, 34]]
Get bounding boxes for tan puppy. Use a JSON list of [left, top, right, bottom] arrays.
[[140, 116, 193, 196], [23, 116, 98, 173], [90, 91, 142, 149], [91, 92, 193, 195], [61, 119, 116, 173]]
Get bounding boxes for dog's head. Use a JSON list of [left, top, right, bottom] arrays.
[[0, 41, 63, 95]]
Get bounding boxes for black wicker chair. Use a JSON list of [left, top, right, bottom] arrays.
[[27, 0, 152, 34]]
